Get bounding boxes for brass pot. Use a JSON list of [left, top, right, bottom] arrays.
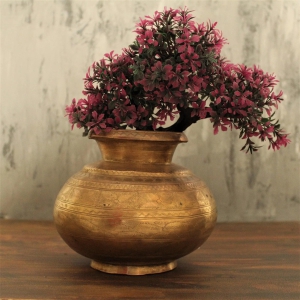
[[54, 130, 217, 275]]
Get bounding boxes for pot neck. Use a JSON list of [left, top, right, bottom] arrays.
[[89, 130, 188, 164]]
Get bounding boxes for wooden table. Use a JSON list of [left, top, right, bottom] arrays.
[[0, 221, 299, 300]]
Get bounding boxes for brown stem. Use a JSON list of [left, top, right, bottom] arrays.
[[158, 107, 210, 132]]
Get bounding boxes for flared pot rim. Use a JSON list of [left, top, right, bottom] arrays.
[[89, 129, 188, 143]]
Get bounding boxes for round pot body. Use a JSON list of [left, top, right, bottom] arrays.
[[54, 130, 217, 275]]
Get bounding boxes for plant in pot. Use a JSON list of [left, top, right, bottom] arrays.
[[54, 7, 290, 275]]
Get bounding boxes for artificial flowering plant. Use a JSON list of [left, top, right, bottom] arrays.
[[66, 7, 290, 153]]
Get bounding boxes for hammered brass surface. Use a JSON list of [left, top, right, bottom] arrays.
[[54, 130, 217, 275]]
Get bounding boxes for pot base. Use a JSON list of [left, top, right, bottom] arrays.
[[90, 260, 177, 275]]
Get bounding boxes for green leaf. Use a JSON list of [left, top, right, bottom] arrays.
[[130, 44, 139, 51], [108, 100, 117, 110], [133, 71, 144, 81]]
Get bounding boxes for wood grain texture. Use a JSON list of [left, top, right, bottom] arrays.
[[0, 221, 299, 300]]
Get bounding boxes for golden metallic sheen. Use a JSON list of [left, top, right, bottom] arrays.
[[54, 130, 217, 275]]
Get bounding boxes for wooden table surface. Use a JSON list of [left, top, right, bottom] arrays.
[[0, 221, 299, 300]]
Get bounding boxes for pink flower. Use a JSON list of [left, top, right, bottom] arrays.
[[237, 64, 253, 81], [188, 76, 207, 92], [65, 98, 77, 115], [135, 17, 151, 29], [104, 51, 117, 61], [145, 10, 161, 23], [271, 137, 289, 150], [137, 30, 158, 47], [176, 28, 200, 53], [151, 61, 173, 80], [169, 65, 189, 90], [210, 84, 230, 105], [234, 90, 253, 107]]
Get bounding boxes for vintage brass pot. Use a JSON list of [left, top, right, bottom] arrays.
[[54, 130, 217, 275]]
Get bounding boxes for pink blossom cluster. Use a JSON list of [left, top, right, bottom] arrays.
[[66, 7, 290, 153], [208, 63, 290, 152]]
